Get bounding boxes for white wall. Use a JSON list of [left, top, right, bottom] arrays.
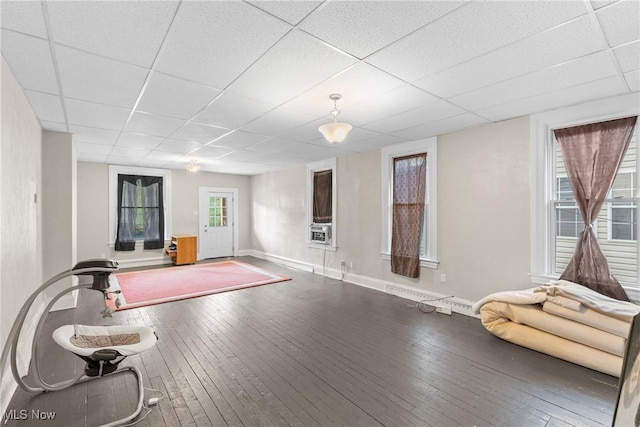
[[0, 58, 43, 414], [42, 131, 77, 309], [251, 117, 531, 304], [77, 162, 252, 263]]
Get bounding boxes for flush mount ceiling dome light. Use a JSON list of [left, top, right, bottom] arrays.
[[318, 94, 352, 144]]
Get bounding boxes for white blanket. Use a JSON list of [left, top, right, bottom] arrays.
[[472, 280, 640, 321]]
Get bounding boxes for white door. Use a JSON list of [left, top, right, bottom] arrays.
[[199, 190, 234, 258]]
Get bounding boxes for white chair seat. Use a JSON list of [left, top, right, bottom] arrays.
[[53, 324, 157, 357]]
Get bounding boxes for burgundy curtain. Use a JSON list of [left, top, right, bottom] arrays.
[[313, 170, 332, 223], [555, 116, 637, 301], [391, 153, 427, 278]]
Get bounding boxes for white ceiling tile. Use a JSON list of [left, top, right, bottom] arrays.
[[76, 153, 108, 163], [156, 1, 290, 87], [449, 51, 619, 111], [477, 76, 629, 121], [194, 145, 235, 159], [282, 63, 406, 116], [47, 1, 178, 67], [340, 85, 440, 127], [276, 119, 331, 143], [221, 149, 273, 162], [75, 141, 113, 156], [65, 99, 130, 130], [24, 90, 65, 123], [248, 1, 321, 25], [69, 125, 120, 145], [596, 0, 640, 47], [625, 70, 640, 92], [135, 158, 172, 168], [212, 131, 270, 150], [125, 112, 185, 137], [137, 73, 221, 120], [193, 91, 274, 128], [363, 101, 465, 134], [143, 150, 182, 162], [109, 146, 150, 161], [366, 0, 590, 81], [168, 122, 230, 144], [244, 137, 303, 153], [116, 133, 164, 150], [591, 0, 619, 9], [240, 106, 318, 136], [414, 14, 606, 98], [155, 138, 202, 154], [393, 113, 489, 140], [40, 121, 68, 132], [300, 1, 466, 58], [340, 134, 409, 153], [1, 1, 47, 38], [1, 30, 59, 94], [229, 30, 357, 106], [55, 45, 148, 109], [614, 41, 640, 72]]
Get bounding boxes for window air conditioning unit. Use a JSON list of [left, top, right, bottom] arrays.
[[310, 223, 331, 245]]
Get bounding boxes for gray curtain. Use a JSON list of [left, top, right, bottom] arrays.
[[555, 116, 637, 301], [391, 153, 427, 278]]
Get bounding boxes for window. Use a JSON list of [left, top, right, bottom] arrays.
[[555, 176, 586, 238], [109, 165, 171, 248], [307, 158, 337, 249], [209, 196, 228, 227], [551, 126, 637, 280], [381, 138, 438, 268], [609, 171, 636, 241], [531, 96, 639, 298]]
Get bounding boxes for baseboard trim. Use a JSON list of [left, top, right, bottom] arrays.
[[243, 250, 314, 273], [116, 256, 170, 269], [249, 252, 478, 318]]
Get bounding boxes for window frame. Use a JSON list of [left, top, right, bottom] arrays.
[[381, 138, 438, 269], [109, 165, 172, 247], [530, 94, 639, 299], [306, 158, 337, 251], [607, 169, 637, 242]]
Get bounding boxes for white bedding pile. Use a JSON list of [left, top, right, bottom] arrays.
[[474, 280, 640, 376]]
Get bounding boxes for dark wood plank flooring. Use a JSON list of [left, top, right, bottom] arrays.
[[3, 257, 619, 426]]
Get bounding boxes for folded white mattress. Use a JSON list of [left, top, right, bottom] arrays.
[[474, 280, 640, 377], [480, 301, 623, 377]]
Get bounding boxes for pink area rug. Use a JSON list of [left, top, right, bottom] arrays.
[[107, 261, 290, 310]]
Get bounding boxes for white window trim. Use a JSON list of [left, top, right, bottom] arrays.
[[530, 94, 639, 299], [306, 158, 337, 251], [607, 169, 636, 242], [108, 165, 172, 247], [381, 137, 438, 269]]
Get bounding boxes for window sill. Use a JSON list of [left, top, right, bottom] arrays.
[[307, 243, 337, 252], [381, 253, 439, 269], [108, 239, 171, 249]]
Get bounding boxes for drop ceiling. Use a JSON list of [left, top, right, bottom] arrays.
[[2, 0, 638, 175]]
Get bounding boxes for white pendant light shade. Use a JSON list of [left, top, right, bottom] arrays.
[[318, 122, 353, 144], [318, 94, 352, 144]]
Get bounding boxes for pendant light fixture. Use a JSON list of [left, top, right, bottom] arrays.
[[185, 159, 200, 173], [318, 94, 352, 144]]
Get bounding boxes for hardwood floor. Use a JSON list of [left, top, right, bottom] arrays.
[[3, 257, 619, 426]]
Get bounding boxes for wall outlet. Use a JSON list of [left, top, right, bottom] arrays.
[[436, 306, 452, 315], [440, 273, 447, 283]]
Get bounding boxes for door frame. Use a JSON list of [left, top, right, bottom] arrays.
[[198, 186, 239, 260]]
